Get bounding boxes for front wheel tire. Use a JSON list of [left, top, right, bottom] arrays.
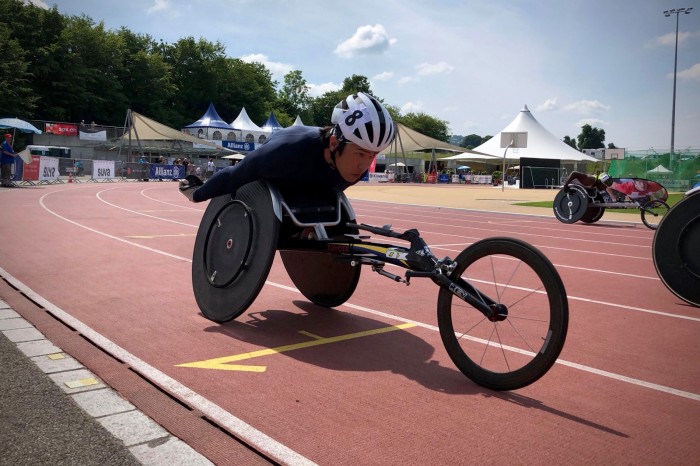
[[437, 238, 568, 391]]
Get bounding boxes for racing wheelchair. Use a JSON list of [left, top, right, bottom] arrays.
[[191, 181, 569, 391], [552, 177, 669, 229], [653, 186, 700, 307]]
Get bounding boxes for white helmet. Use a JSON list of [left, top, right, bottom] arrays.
[[598, 172, 613, 186], [331, 92, 395, 153]]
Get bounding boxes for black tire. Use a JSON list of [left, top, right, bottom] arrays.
[[281, 251, 361, 307], [641, 200, 670, 230], [192, 181, 280, 322], [437, 237, 569, 391], [580, 206, 605, 224], [652, 193, 700, 307], [553, 186, 588, 224]]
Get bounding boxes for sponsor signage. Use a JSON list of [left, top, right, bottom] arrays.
[[45, 123, 78, 136], [222, 141, 255, 152]]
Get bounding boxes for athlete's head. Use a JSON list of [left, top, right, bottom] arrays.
[[327, 92, 395, 182], [598, 172, 613, 186]]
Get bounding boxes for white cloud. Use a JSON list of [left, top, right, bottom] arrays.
[[563, 100, 611, 115], [25, 0, 49, 8], [675, 62, 700, 81], [334, 24, 397, 58], [398, 76, 416, 85], [400, 101, 423, 114], [657, 30, 695, 46], [536, 98, 558, 112], [372, 71, 394, 81], [147, 0, 169, 14], [239, 54, 294, 82], [416, 62, 454, 76], [307, 82, 340, 98]]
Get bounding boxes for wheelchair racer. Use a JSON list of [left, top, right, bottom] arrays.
[[562, 171, 619, 202], [179, 92, 395, 202]]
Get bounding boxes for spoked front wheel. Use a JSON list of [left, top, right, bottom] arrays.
[[437, 237, 568, 391], [641, 200, 670, 230]]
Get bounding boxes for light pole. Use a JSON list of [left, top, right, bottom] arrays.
[[663, 7, 693, 174]]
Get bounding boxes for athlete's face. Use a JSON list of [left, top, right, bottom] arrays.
[[334, 142, 377, 182]]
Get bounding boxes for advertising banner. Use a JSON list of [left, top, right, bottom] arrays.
[[45, 123, 78, 136], [92, 160, 116, 180], [123, 163, 150, 180], [367, 173, 389, 183], [221, 141, 255, 152], [150, 164, 186, 180], [39, 156, 60, 182], [79, 128, 107, 141]]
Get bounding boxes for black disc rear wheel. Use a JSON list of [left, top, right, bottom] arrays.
[[437, 237, 568, 391], [192, 181, 280, 322], [653, 193, 700, 306]]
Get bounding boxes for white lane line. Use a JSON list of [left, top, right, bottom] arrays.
[[0, 266, 316, 466], [38, 191, 315, 465], [35, 189, 700, 415]]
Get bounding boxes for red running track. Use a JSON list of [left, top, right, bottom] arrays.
[[0, 182, 698, 465]]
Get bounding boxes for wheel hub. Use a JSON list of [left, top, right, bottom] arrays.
[[488, 303, 508, 322]]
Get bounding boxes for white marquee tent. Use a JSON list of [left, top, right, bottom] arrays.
[[470, 105, 597, 163], [231, 107, 268, 145]]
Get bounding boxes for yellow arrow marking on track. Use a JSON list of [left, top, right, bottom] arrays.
[[176, 322, 416, 372]]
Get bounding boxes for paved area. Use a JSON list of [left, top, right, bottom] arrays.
[[0, 300, 212, 465]]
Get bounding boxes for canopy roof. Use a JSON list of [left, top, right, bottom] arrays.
[[184, 103, 234, 130], [231, 107, 264, 132], [647, 164, 672, 173], [292, 115, 305, 126], [120, 110, 227, 151], [261, 111, 283, 132], [472, 105, 597, 162], [386, 123, 482, 155]]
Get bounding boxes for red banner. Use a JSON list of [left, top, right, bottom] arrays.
[[22, 155, 40, 181], [45, 123, 78, 136]]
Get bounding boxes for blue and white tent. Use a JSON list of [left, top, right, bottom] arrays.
[[261, 111, 283, 133], [183, 103, 238, 141]]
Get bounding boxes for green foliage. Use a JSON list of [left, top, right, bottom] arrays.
[[277, 70, 310, 118], [397, 112, 450, 142], [563, 135, 577, 149], [461, 133, 484, 149], [577, 124, 606, 149]]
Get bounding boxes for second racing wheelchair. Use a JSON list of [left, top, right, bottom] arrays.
[[553, 173, 669, 229]]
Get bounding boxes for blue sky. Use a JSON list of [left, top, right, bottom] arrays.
[[39, 0, 700, 151]]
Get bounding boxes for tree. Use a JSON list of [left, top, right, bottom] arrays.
[[341, 74, 372, 94], [398, 112, 450, 142], [277, 70, 310, 118], [563, 135, 577, 150], [607, 142, 617, 149], [461, 134, 483, 149], [577, 124, 605, 149]]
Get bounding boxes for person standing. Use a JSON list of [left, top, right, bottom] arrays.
[[205, 158, 215, 180], [1, 133, 18, 187]]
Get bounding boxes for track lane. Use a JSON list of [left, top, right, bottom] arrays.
[[1, 182, 698, 464]]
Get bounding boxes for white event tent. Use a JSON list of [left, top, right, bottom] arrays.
[[470, 105, 597, 163], [231, 108, 268, 145]]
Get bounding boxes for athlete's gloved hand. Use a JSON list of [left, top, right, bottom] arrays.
[[179, 175, 204, 202]]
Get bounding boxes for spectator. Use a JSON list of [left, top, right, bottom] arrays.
[[1, 133, 18, 187], [205, 158, 215, 179]]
